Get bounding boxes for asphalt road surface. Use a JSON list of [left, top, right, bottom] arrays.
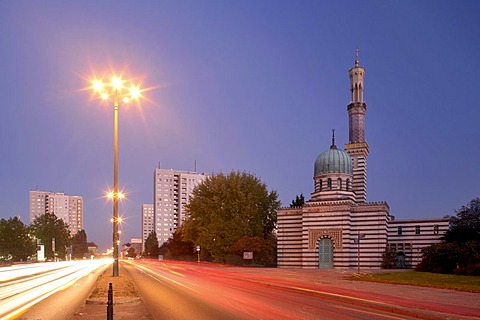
[[123, 260, 480, 320]]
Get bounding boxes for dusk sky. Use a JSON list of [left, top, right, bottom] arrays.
[[1, 1, 479, 251]]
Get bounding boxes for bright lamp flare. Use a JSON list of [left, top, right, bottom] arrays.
[[111, 77, 123, 89], [129, 86, 141, 99], [106, 191, 125, 200], [92, 80, 104, 92]]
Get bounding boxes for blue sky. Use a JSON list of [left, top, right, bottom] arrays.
[[1, 1, 479, 251]]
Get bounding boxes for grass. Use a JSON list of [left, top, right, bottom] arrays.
[[351, 271, 480, 293]]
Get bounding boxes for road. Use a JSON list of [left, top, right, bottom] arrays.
[[0, 259, 111, 319], [124, 260, 480, 320]]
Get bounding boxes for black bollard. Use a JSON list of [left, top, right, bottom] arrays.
[[107, 282, 113, 320]]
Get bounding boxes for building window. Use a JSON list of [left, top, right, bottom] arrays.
[[415, 225, 421, 235], [346, 179, 350, 191], [327, 178, 332, 191], [337, 178, 342, 190], [433, 225, 439, 234], [397, 226, 403, 235], [319, 179, 322, 191]]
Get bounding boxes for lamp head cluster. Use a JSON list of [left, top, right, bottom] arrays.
[[107, 191, 125, 200], [91, 75, 142, 104]]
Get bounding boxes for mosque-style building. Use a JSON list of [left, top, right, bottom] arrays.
[[277, 52, 449, 269]]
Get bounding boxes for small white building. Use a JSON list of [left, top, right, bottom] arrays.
[[277, 52, 449, 269]]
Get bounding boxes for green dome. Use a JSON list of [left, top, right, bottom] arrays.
[[314, 147, 353, 175]]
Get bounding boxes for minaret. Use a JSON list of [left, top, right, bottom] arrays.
[[345, 49, 369, 203]]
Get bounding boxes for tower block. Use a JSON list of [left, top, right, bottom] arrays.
[[345, 50, 369, 203]]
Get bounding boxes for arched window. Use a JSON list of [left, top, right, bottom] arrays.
[[319, 179, 322, 191], [337, 178, 342, 190], [327, 178, 332, 191], [346, 179, 350, 191]]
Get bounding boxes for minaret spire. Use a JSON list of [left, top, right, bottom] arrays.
[[355, 48, 359, 67], [346, 48, 369, 203], [330, 129, 337, 149]]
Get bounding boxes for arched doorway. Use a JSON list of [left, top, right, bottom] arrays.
[[318, 238, 333, 268]]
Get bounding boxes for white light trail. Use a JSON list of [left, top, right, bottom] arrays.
[[0, 259, 112, 319]]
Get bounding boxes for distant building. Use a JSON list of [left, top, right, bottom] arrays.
[[154, 168, 207, 245], [130, 237, 143, 256], [29, 190, 83, 235], [277, 52, 449, 269], [141, 204, 155, 252], [87, 242, 98, 256]]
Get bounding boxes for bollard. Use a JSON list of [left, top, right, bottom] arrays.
[[107, 282, 113, 320]]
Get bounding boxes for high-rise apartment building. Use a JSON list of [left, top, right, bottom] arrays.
[[29, 190, 83, 235], [141, 204, 154, 251], [154, 169, 207, 245]]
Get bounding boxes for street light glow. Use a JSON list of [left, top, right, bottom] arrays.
[[92, 80, 104, 92], [89, 70, 145, 277], [111, 77, 123, 90], [129, 86, 141, 99], [106, 191, 125, 200], [90, 74, 143, 105]]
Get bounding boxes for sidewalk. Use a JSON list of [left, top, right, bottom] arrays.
[[73, 263, 151, 319]]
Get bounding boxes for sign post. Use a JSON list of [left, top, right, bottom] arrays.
[[356, 232, 366, 273], [243, 251, 253, 265]]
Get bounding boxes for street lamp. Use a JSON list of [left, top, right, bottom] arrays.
[[91, 74, 142, 276]]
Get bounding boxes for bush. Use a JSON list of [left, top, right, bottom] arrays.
[[228, 236, 276, 267], [381, 246, 397, 269], [415, 243, 457, 274]]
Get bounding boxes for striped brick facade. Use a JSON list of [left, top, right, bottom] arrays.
[[345, 142, 369, 203], [388, 218, 450, 267], [278, 200, 390, 269], [277, 53, 448, 270]]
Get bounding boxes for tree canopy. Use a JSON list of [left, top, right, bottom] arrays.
[[144, 231, 160, 257], [0, 217, 35, 261], [30, 213, 71, 260], [443, 198, 480, 243], [71, 229, 88, 259], [183, 171, 280, 262], [416, 198, 480, 275], [290, 194, 305, 207], [159, 228, 195, 260]]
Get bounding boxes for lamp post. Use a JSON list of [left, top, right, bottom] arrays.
[[91, 75, 141, 276]]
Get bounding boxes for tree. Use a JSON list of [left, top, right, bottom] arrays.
[[30, 213, 71, 260], [290, 194, 305, 207], [144, 231, 160, 257], [160, 228, 195, 260], [0, 217, 35, 261], [229, 236, 276, 266], [416, 198, 480, 275], [381, 246, 397, 269], [71, 229, 88, 259], [443, 198, 480, 244], [183, 171, 280, 262]]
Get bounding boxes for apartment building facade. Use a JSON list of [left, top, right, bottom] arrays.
[[29, 190, 83, 235]]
